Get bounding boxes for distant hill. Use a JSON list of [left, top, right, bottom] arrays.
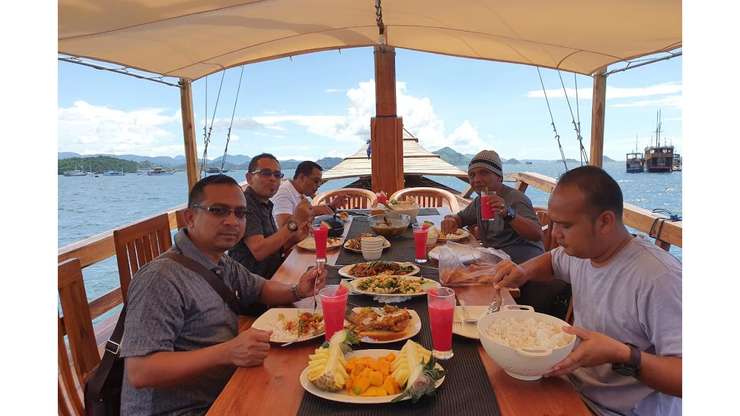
[[433, 147, 471, 166], [59, 156, 141, 174]]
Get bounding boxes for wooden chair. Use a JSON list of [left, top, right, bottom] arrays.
[[175, 208, 188, 230], [114, 213, 172, 303], [313, 188, 377, 209], [59, 258, 100, 416], [390, 187, 460, 212]]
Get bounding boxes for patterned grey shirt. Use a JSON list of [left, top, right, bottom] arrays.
[[120, 229, 266, 416]]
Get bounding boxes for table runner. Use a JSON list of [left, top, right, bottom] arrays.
[[340, 207, 440, 217], [296, 217, 501, 416]]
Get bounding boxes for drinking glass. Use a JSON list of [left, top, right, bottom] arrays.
[[480, 190, 495, 221], [319, 285, 348, 341], [427, 287, 455, 359], [412, 224, 428, 264], [313, 224, 329, 263]]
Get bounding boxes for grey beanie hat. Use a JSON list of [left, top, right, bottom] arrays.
[[468, 150, 503, 177]]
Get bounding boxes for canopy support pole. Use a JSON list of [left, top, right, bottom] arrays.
[[179, 79, 200, 190], [371, 46, 404, 194], [589, 70, 607, 167]]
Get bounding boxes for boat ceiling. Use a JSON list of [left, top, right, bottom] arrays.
[[322, 135, 469, 181], [59, 0, 681, 80]]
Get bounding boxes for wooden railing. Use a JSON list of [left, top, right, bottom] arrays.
[[512, 172, 682, 249]]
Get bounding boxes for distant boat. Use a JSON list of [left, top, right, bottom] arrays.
[[147, 167, 175, 176], [103, 170, 125, 176], [644, 110, 674, 173], [626, 135, 644, 173], [205, 167, 228, 174], [525, 161, 533, 165], [63, 169, 88, 177]]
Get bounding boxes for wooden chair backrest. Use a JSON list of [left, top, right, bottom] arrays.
[[389, 187, 460, 212], [59, 316, 85, 416], [113, 213, 172, 303], [175, 208, 188, 230], [313, 188, 377, 209], [58, 258, 100, 383]]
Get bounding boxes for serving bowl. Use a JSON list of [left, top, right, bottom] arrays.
[[368, 213, 411, 238], [387, 201, 420, 223], [477, 305, 576, 381]]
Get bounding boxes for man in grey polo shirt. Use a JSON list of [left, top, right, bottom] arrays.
[[120, 174, 327, 416], [493, 166, 682, 416], [441, 149, 568, 316]]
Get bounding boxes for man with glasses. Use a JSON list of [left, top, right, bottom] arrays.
[[272, 161, 348, 228], [229, 153, 311, 278], [120, 174, 327, 415]]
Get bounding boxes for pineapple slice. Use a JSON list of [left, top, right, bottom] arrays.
[[307, 330, 353, 392], [391, 340, 431, 386]]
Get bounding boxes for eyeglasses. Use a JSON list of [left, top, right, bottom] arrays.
[[250, 169, 284, 179], [192, 204, 248, 219]]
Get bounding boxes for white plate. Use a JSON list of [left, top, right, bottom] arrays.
[[428, 244, 483, 263], [299, 349, 445, 404], [349, 276, 440, 297], [338, 261, 420, 279], [343, 237, 391, 253], [452, 306, 489, 340], [348, 308, 422, 344], [437, 228, 470, 242], [251, 308, 324, 344], [296, 236, 343, 251]]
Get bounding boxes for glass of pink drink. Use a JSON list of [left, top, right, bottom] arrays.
[[319, 285, 348, 341], [313, 224, 329, 262], [427, 287, 455, 359], [480, 191, 494, 221], [413, 224, 428, 264]]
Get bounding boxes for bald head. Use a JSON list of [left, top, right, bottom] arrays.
[[554, 166, 624, 221]]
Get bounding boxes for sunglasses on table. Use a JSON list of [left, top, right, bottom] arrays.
[[250, 169, 284, 179], [192, 204, 248, 219]]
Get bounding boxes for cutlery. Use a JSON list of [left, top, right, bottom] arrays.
[[458, 299, 478, 324], [487, 288, 502, 313]]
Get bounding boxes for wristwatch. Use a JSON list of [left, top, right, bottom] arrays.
[[286, 219, 299, 232], [503, 206, 516, 222], [612, 343, 641, 377]]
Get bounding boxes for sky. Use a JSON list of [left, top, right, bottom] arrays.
[[58, 48, 682, 162]]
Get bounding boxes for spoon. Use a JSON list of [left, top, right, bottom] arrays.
[[458, 299, 479, 324]]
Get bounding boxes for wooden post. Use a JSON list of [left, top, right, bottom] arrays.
[[370, 46, 404, 194], [180, 79, 200, 190], [589, 70, 607, 168]]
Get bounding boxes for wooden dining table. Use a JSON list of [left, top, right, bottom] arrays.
[[208, 209, 591, 416]]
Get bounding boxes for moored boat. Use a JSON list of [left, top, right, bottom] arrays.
[[146, 167, 175, 176]]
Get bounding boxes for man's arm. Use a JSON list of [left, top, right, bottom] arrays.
[[546, 327, 682, 397], [258, 267, 327, 305], [245, 226, 294, 261], [507, 211, 543, 242], [274, 213, 292, 228], [492, 251, 556, 289], [126, 329, 272, 389]]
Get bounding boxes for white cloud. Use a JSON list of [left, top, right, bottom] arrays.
[[324, 88, 344, 93], [610, 95, 682, 108], [527, 82, 682, 100], [58, 100, 181, 155]]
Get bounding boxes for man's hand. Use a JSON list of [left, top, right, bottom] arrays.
[[492, 259, 528, 289], [441, 215, 459, 234], [486, 192, 506, 217], [294, 198, 312, 226], [545, 326, 630, 377], [227, 328, 273, 367], [296, 266, 327, 298]]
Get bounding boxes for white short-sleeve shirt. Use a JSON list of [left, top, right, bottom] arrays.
[[270, 180, 303, 222]]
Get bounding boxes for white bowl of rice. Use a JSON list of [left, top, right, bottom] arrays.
[[477, 305, 576, 381]]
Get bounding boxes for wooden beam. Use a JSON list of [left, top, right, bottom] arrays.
[[180, 79, 200, 190], [511, 172, 682, 247], [590, 70, 607, 167], [371, 46, 404, 194]]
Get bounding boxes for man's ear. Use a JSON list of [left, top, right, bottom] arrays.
[[184, 208, 196, 228], [596, 210, 617, 235]]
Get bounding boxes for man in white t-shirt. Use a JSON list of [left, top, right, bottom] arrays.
[[272, 161, 347, 227], [493, 166, 681, 416]]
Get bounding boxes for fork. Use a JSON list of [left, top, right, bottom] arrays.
[[487, 288, 502, 314]]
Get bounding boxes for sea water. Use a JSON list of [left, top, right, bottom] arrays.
[[58, 161, 682, 301]]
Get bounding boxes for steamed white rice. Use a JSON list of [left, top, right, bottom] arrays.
[[485, 316, 574, 350]]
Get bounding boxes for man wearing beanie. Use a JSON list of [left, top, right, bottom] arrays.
[[441, 149, 569, 316]]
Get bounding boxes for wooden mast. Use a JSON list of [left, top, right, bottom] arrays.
[[589, 70, 607, 167], [370, 45, 404, 194], [179, 79, 200, 190]]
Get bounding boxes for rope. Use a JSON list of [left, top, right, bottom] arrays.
[[221, 66, 246, 171], [557, 70, 589, 165], [647, 209, 681, 246], [536, 68, 568, 172], [375, 0, 386, 44], [201, 70, 226, 175]]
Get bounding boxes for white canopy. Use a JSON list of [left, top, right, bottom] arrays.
[[59, 0, 681, 80]]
